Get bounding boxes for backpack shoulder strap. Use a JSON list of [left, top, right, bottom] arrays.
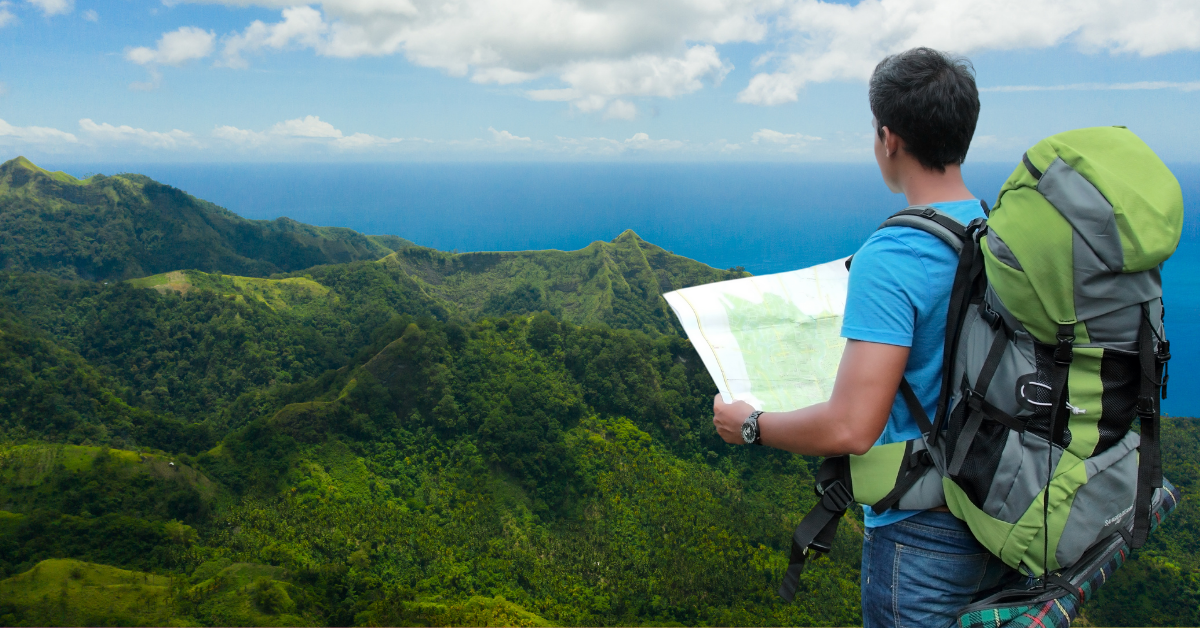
[[872, 203, 991, 445], [845, 202, 988, 271], [877, 205, 975, 254]]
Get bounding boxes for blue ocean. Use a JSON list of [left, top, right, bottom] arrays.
[[50, 162, 1200, 417]]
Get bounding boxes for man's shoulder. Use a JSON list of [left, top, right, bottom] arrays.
[[858, 226, 936, 262], [866, 199, 986, 259]]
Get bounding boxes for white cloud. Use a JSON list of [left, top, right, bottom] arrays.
[[489, 127, 530, 142], [527, 45, 730, 112], [0, 118, 79, 144], [603, 100, 638, 121], [738, 0, 1200, 105], [212, 124, 268, 146], [334, 132, 402, 149], [191, 0, 754, 113], [271, 115, 342, 138], [219, 5, 327, 68], [213, 116, 402, 151], [26, 0, 71, 16], [78, 119, 195, 149], [127, 26, 216, 66], [983, 80, 1200, 93], [0, 2, 15, 27], [624, 132, 684, 151], [471, 67, 538, 85], [550, 133, 687, 155], [81, 7, 96, 21], [752, 128, 822, 145], [176, 0, 1200, 110]]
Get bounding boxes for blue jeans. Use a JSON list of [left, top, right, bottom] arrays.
[[861, 511, 1017, 628]]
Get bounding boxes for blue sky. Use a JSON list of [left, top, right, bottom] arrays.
[[1, 0, 1198, 163]]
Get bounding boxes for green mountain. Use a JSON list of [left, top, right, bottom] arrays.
[[0, 157, 1195, 627], [0, 156, 409, 281], [377, 229, 743, 332]]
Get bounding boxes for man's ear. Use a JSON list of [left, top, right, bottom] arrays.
[[880, 126, 901, 158]]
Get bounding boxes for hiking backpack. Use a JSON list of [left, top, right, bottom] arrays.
[[779, 127, 1183, 612]]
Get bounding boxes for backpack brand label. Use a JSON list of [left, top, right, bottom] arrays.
[[1105, 504, 1134, 527]]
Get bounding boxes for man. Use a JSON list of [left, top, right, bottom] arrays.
[[712, 48, 1012, 627]]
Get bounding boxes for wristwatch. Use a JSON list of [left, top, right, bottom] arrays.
[[741, 410, 764, 446]]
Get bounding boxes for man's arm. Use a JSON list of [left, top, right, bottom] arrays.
[[712, 339, 909, 456]]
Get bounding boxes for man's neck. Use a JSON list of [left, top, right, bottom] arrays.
[[898, 163, 974, 207]]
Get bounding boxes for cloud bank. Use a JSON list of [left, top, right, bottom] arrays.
[[78, 119, 196, 149], [132, 0, 1200, 110], [0, 118, 79, 144], [739, 0, 1200, 105], [213, 115, 403, 150], [0, 114, 833, 160]]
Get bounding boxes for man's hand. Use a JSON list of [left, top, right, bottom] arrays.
[[713, 395, 756, 444]]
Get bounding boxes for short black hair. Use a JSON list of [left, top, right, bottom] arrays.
[[869, 47, 979, 172]]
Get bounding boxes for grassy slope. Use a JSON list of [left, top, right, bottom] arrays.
[[0, 559, 179, 626], [128, 270, 333, 313], [0, 557, 552, 628], [373, 229, 746, 331], [0, 444, 218, 508], [0, 156, 400, 281]]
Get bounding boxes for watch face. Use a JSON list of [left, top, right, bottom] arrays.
[[741, 422, 754, 444]]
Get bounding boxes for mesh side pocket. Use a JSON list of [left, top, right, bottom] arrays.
[[954, 417, 1010, 507], [945, 390, 1011, 509], [1096, 349, 1139, 456]]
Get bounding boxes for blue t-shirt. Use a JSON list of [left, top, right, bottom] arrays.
[[840, 199, 987, 528]]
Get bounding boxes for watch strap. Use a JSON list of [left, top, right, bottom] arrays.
[[745, 410, 764, 445]]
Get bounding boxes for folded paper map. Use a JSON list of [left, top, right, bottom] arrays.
[[664, 258, 850, 412]]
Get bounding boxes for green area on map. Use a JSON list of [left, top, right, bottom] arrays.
[[722, 292, 845, 412]]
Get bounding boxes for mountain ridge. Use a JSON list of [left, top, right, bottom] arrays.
[[0, 156, 746, 333], [0, 156, 407, 281]]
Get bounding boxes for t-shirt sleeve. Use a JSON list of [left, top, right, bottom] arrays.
[[840, 232, 930, 348]]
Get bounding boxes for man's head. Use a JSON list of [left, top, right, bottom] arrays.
[[869, 48, 979, 172]]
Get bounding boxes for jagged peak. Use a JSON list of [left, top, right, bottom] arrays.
[[611, 229, 645, 243]]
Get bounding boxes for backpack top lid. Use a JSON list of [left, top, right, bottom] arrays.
[[984, 126, 1183, 341]]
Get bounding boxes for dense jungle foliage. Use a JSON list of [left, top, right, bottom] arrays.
[[0, 156, 1196, 627]]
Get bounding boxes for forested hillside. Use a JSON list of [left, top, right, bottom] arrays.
[[0, 156, 1195, 627]]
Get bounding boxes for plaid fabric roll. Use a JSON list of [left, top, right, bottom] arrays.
[[958, 481, 1182, 628]]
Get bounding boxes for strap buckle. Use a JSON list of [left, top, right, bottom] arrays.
[[1136, 395, 1156, 420], [910, 448, 933, 469], [965, 386, 984, 413], [816, 479, 853, 512], [980, 302, 1002, 329], [1054, 332, 1075, 366], [967, 216, 987, 239], [920, 207, 937, 218], [1156, 339, 1171, 363]]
